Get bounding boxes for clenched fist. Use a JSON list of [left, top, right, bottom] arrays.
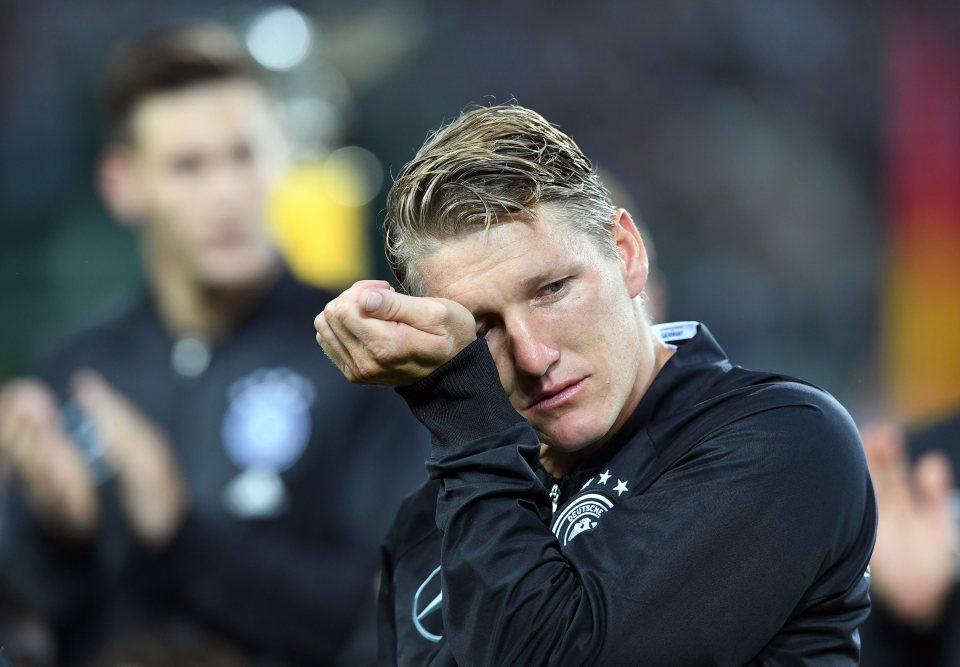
[[315, 280, 477, 386]]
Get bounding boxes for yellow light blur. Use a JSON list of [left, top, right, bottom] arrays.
[[269, 158, 371, 289]]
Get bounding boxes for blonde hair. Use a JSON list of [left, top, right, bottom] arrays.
[[385, 104, 617, 295]]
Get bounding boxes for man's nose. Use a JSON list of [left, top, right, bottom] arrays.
[[209, 158, 250, 203], [508, 316, 560, 378]]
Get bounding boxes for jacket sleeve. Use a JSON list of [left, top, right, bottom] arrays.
[[398, 339, 876, 667]]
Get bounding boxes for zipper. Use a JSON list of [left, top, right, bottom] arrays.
[[549, 483, 560, 513]]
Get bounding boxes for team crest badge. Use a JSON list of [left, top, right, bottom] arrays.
[[221, 367, 315, 518], [551, 493, 614, 546]]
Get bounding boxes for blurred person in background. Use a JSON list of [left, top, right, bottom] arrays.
[[0, 23, 428, 666], [859, 414, 960, 666]]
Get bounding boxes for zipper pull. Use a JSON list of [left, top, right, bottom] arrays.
[[549, 483, 560, 513]]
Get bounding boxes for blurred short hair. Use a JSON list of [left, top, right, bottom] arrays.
[[384, 104, 617, 295], [102, 24, 265, 144]]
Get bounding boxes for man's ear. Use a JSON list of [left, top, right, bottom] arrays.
[[612, 208, 649, 299], [97, 146, 142, 228]]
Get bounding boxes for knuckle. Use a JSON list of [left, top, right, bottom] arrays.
[[331, 299, 350, 320], [427, 300, 449, 324], [354, 357, 379, 381], [413, 299, 447, 329], [366, 341, 394, 365], [382, 294, 403, 320]]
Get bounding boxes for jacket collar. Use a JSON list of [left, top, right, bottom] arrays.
[[554, 321, 732, 480]]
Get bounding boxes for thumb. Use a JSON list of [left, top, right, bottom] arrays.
[[361, 288, 457, 334]]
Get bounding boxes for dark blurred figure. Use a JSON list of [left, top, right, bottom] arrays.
[[0, 583, 55, 667], [0, 24, 428, 666], [860, 414, 960, 666]]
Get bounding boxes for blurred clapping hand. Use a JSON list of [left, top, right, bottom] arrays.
[[0, 374, 187, 548], [862, 421, 958, 628], [0, 379, 99, 539]]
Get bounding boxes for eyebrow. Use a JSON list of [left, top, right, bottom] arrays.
[[520, 267, 569, 292], [460, 270, 559, 320]]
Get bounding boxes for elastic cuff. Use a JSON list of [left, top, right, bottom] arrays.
[[397, 338, 523, 448]]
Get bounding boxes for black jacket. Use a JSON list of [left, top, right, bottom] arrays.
[[379, 322, 876, 666], [0, 272, 430, 666]]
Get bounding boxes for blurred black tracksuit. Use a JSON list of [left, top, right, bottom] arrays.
[[0, 272, 430, 666]]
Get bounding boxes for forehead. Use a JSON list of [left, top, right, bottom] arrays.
[[417, 207, 597, 303], [130, 80, 271, 154]]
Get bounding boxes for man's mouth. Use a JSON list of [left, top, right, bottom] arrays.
[[527, 378, 587, 412]]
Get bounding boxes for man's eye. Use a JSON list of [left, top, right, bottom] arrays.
[[542, 279, 567, 296]]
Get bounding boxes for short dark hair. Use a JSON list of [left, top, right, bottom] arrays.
[[102, 24, 265, 144]]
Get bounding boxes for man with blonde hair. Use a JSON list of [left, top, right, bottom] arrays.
[[316, 104, 877, 665]]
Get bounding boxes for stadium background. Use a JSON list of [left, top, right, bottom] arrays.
[[1, 0, 958, 428]]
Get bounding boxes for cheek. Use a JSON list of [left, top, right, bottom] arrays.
[[146, 173, 200, 220], [557, 292, 616, 355], [486, 340, 517, 396], [576, 294, 635, 381], [143, 189, 205, 249]]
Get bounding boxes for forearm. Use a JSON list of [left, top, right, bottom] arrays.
[[400, 341, 608, 665]]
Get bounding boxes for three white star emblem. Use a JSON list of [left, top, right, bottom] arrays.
[[575, 470, 628, 496]]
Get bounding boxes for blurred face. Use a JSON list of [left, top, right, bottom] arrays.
[[118, 79, 283, 289], [418, 206, 659, 453]]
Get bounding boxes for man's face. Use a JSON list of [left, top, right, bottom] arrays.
[[118, 79, 282, 288], [418, 206, 654, 453]]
